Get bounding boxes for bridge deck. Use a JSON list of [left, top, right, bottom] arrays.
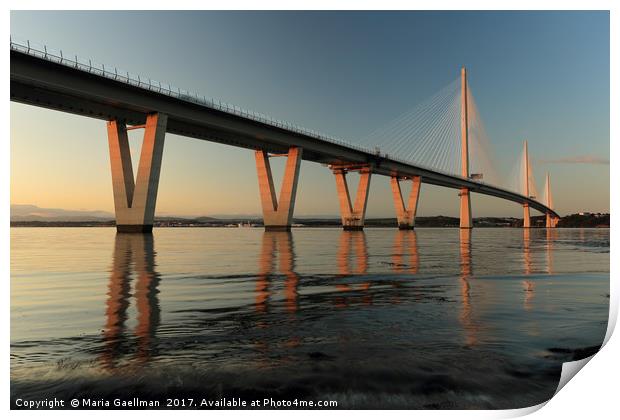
[[10, 47, 559, 218]]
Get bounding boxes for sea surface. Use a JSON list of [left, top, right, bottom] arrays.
[[11, 227, 609, 409]]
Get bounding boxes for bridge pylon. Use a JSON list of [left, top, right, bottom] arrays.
[[107, 113, 167, 233], [460, 67, 473, 229], [331, 164, 372, 230], [390, 175, 421, 229], [522, 140, 531, 229], [255, 147, 303, 231]]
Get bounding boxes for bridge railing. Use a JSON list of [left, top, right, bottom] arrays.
[[11, 37, 516, 194], [9, 38, 374, 151]]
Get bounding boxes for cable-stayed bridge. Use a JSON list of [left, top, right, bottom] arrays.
[[10, 38, 560, 232]]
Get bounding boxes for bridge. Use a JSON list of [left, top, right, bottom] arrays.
[[10, 39, 560, 232]]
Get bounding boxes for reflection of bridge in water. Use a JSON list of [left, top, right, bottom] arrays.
[[102, 234, 160, 369], [522, 228, 557, 311], [459, 229, 478, 346], [392, 230, 420, 274], [256, 231, 298, 314], [456, 228, 556, 345], [101, 229, 558, 365]]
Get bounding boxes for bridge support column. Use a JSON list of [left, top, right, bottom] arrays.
[[544, 174, 558, 228], [107, 113, 167, 233], [255, 147, 303, 231], [523, 203, 531, 228], [333, 167, 372, 231], [390, 176, 421, 229], [546, 214, 559, 228], [459, 67, 472, 230], [459, 189, 472, 229]]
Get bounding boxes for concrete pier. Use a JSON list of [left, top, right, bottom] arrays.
[[544, 173, 558, 228], [523, 204, 531, 228], [546, 214, 559, 228], [390, 176, 421, 229], [255, 147, 303, 231], [333, 167, 372, 230], [459, 188, 472, 229], [107, 113, 167, 233]]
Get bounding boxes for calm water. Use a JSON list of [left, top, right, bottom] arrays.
[[11, 227, 609, 409]]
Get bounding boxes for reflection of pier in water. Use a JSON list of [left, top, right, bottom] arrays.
[[256, 231, 299, 314], [522, 229, 535, 310], [102, 234, 161, 369], [459, 229, 478, 346], [337, 231, 368, 276], [458, 228, 559, 344], [392, 230, 419, 274], [335, 231, 372, 307], [546, 228, 556, 275], [98, 228, 560, 364], [523, 228, 557, 310], [254, 231, 301, 364]]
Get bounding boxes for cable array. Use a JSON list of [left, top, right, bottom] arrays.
[[540, 175, 553, 209], [467, 90, 502, 187], [358, 78, 462, 176], [506, 145, 539, 198], [359, 77, 505, 188]]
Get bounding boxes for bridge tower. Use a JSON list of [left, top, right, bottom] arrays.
[[459, 67, 473, 229], [545, 173, 558, 228], [522, 140, 531, 229]]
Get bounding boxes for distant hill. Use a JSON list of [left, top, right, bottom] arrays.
[[11, 204, 114, 222], [10, 204, 609, 228], [557, 213, 609, 228]]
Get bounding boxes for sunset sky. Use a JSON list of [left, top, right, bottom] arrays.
[[10, 11, 609, 217]]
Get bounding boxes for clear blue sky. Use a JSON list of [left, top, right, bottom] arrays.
[[10, 11, 609, 217]]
